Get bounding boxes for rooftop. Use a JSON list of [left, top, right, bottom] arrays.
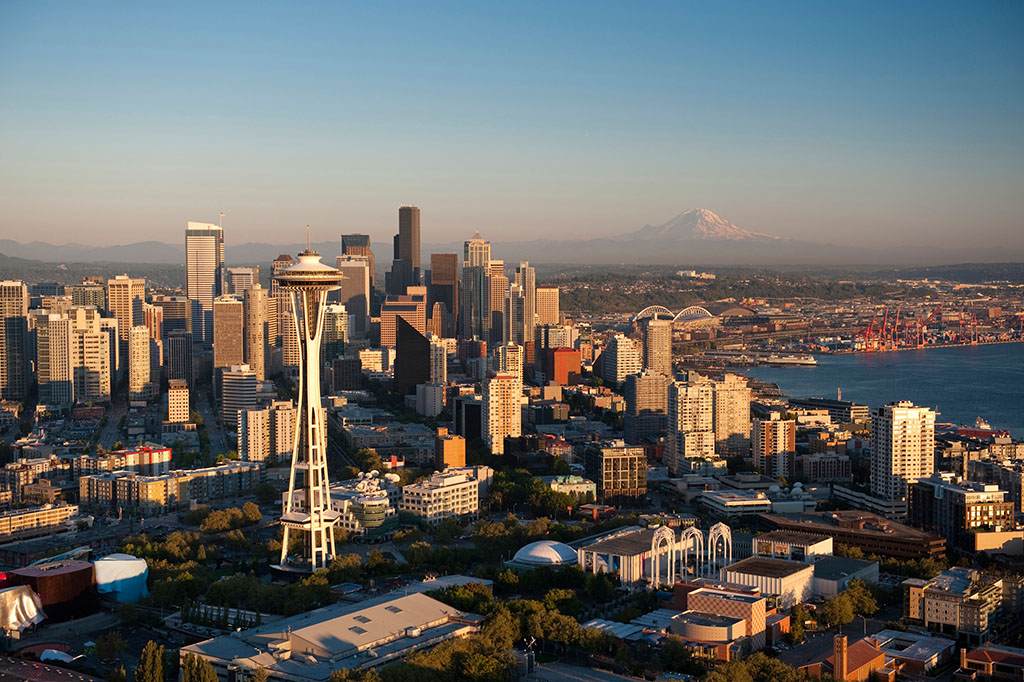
[[580, 527, 656, 556], [963, 643, 1024, 667], [673, 610, 745, 628], [871, 630, 956, 662], [723, 557, 812, 579], [812, 556, 878, 581], [688, 587, 764, 605], [756, 530, 831, 546]]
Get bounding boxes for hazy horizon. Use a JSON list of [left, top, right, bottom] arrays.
[[2, 2, 1022, 251]]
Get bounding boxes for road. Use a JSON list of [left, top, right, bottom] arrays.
[[778, 606, 900, 668], [526, 662, 642, 682], [0, 656, 105, 682]]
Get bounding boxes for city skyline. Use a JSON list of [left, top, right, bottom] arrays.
[[1, 2, 1022, 254]]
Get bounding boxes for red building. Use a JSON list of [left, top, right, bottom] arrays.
[[549, 347, 581, 386]]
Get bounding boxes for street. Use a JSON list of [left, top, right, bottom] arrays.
[[526, 662, 643, 682], [778, 605, 901, 668]]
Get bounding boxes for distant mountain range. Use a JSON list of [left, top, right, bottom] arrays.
[[1, 209, 1018, 266]]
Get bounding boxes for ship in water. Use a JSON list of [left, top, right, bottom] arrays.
[[955, 416, 1010, 439], [764, 353, 818, 366]]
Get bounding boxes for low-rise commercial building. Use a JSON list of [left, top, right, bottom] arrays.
[[79, 461, 264, 515], [0, 504, 79, 542], [759, 511, 945, 559], [957, 643, 1024, 682], [752, 531, 833, 563], [904, 568, 1006, 644], [399, 468, 483, 525], [812, 556, 879, 598], [871, 629, 955, 675], [909, 473, 1016, 552], [181, 593, 482, 681], [720, 557, 813, 608], [701, 490, 772, 519]]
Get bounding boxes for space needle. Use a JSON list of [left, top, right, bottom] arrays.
[[273, 232, 345, 574]]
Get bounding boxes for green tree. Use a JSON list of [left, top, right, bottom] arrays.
[[108, 666, 128, 682], [845, 579, 878, 616], [135, 640, 164, 682], [256, 482, 278, 504], [823, 594, 855, 629], [250, 668, 269, 682], [788, 603, 808, 643], [96, 629, 127, 660], [181, 653, 218, 682]]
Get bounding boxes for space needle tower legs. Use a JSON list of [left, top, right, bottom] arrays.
[[274, 238, 345, 574]]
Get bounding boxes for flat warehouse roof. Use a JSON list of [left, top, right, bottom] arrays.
[[724, 557, 811, 579]]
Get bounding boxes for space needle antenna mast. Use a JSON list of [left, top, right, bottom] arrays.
[[273, 227, 346, 574]]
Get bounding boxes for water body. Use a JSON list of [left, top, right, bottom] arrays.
[[746, 343, 1024, 438]]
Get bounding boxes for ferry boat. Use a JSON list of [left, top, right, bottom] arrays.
[[763, 354, 818, 366], [956, 417, 1009, 439]]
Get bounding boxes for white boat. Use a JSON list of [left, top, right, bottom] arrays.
[[763, 354, 818, 366]]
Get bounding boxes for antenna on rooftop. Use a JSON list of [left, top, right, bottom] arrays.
[[306, 224, 311, 251]]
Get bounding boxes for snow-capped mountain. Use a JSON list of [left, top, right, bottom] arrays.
[[629, 208, 784, 241]]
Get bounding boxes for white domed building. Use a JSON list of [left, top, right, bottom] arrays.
[[504, 540, 579, 573]]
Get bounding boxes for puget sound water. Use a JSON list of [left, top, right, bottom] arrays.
[[746, 342, 1024, 438]]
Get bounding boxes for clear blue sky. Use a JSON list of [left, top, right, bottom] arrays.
[[1, 1, 1022, 251]]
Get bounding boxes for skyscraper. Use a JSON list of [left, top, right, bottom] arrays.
[[498, 342, 524, 385], [713, 374, 752, 457], [213, 295, 245, 371], [272, 255, 298, 374], [398, 205, 421, 280], [106, 275, 145, 361], [871, 401, 936, 501], [429, 337, 447, 384], [185, 221, 225, 343], [460, 232, 490, 340], [380, 288, 426, 348], [428, 253, 458, 337], [667, 377, 716, 476], [483, 372, 521, 455], [34, 313, 73, 409], [0, 281, 29, 402], [341, 234, 375, 290], [513, 262, 536, 345], [128, 325, 157, 402], [275, 247, 345, 574], [387, 206, 421, 295], [624, 372, 669, 444], [334, 255, 371, 335], [167, 330, 194, 387], [600, 334, 642, 386], [226, 266, 259, 295], [394, 316, 430, 396], [487, 261, 507, 347], [753, 412, 796, 479], [220, 363, 258, 431], [321, 304, 348, 365], [642, 319, 673, 376], [243, 285, 268, 381], [69, 305, 112, 402], [504, 283, 527, 346], [535, 286, 560, 326]]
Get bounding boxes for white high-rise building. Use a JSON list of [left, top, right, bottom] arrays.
[[69, 306, 113, 402], [483, 372, 522, 455], [713, 374, 752, 456], [185, 221, 225, 342], [239, 400, 297, 463], [34, 313, 73, 409], [871, 401, 936, 501], [275, 248, 345, 574], [243, 285, 268, 381], [128, 325, 157, 402], [498, 342, 524, 386], [226, 266, 258, 294], [429, 338, 447, 384], [667, 377, 716, 476], [220, 363, 258, 432], [601, 334, 642, 386], [106, 275, 145, 360], [642, 319, 673, 377], [168, 379, 190, 423]]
